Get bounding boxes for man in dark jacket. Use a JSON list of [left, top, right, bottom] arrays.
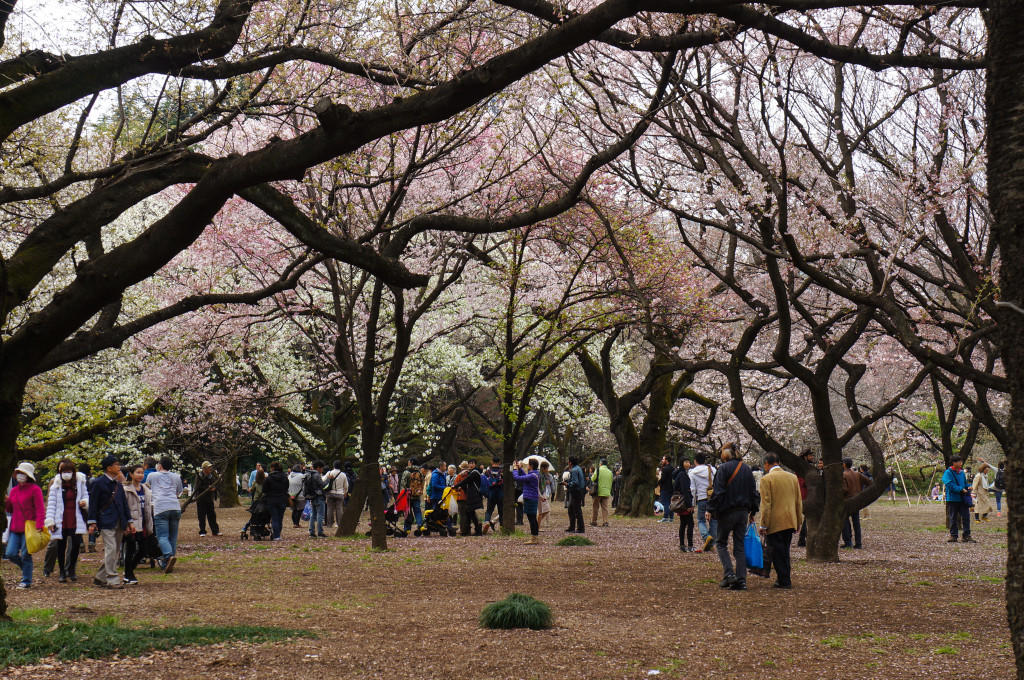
[[483, 457, 504, 530], [304, 461, 327, 538], [566, 456, 587, 534], [88, 455, 132, 589], [194, 461, 221, 537], [658, 456, 676, 522], [841, 458, 871, 549], [706, 448, 758, 591]]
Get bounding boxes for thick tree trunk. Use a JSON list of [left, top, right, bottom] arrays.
[[219, 454, 240, 508], [0, 379, 28, 620], [337, 477, 368, 537], [988, 6, 1024, 674]]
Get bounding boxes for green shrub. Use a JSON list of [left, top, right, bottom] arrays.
[[556, 535, 595, 547], [479, 593, 553, 630]]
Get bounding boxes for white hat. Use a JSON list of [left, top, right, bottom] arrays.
[[15, 462, 36, 481]]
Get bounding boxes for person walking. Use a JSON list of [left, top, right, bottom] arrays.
[[673, 461, 694, 552], [758, 453, 803, 589], [147, 456, 183, 574], [262, 461, 291, 540], [88, 455, 131, 589], [994, 461, 1006, 517], [513, 459, 541, 544], [288, 464, 305, 528], [565, 456, 586, 533], [5, 462, 46, 589], [706, 447, 758, 591], [44, 458, 89, 582], [194, 461, 221, 537], [689, 452, 717, 552], [122, 464, 154, 585], [658, 456, 675, 523], [942, 456, 975, 543], [590, 458, 613, 527], [972, 463, 994, 522]]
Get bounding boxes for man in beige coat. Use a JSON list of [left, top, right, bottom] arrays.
[[758, 453, 803, 589]]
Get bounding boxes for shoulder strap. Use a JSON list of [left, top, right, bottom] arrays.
[[725, 462, 742, 487]]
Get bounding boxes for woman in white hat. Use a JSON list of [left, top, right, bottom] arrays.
[[4, 462, 46, 589]]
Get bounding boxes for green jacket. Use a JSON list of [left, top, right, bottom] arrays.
[[591, 465, 613, 497]]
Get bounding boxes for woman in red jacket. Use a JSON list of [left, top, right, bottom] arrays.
[[5, 462, 46, 589]]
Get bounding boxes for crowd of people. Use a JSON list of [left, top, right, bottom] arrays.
[[3, 455, 187, 589], [4, 445, 1004, 594]]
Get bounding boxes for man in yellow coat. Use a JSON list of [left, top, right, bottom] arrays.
[[758, 453, 803, 589]]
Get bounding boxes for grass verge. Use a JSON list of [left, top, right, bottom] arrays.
[[1, 613, 312, 668]]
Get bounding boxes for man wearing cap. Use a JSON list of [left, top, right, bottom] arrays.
[[88, 455, 132, 589], [194, 461, 221, 537]]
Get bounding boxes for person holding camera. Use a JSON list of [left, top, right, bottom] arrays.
[[513, 459, 541, 544]]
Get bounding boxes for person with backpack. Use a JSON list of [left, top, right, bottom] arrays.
[[401, 459, 424, 532], [288, 464, 305, 528], [304, 461, 328, 537], [324, 460, 349, 529], [705, 447, 758, 591], [565, 456, 586, 534], [482, 456, 504, 532], [452, 461, 483, 536]]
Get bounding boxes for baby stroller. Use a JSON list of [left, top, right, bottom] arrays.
[[366, 489, 409, 538], [415, 487, 458, 537], [241, 496, 272, 541]]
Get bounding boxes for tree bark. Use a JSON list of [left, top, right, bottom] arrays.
[[219, 454, 240, 508], [987, 3, 1024, 673]]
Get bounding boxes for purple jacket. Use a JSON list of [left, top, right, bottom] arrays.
[[513, 469, 539, 501]]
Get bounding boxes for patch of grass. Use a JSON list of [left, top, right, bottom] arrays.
[[479, 593, 553, 630], [909, 633, 928, 641], [949, 602, 977, 607], [8, 608, 54, 623], [822, 635, 846, 649], [556, 535, 595, 547], [945, 631, 971, 641], [0, 619, 312, 668], [933, 646, 959, 655], [915, 581, 933, 586]]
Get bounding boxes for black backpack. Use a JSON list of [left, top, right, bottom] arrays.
[[303, 472, 325, 498]]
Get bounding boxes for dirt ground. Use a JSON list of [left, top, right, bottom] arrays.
[[1, 500, 1014, 680]]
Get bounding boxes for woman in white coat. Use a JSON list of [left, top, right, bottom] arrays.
[[44, 458, 89, 582], [973, 463, 995, 522]]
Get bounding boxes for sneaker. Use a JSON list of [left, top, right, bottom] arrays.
[[602, 523, 610, 527], [658, 518, 672, 523], [729, 579, 747, 591], [703, 535, 715, 552], [162, 556, 177, 574], [483, 523, 492, 535], [961, 536, 977, 543], [16, 582, 30, 589], [771, 583, 792, 589], [693, 547, 703, 554], [214, 532, 223, 536], [58, 574, 68, 583], [198, 533, 207, 537], [719, 575, 737, 589], [123, 577, 139, 585], [108, 583, 125, 590], [93, 578, 108, 588], [947, 537, 958, 543], [317, 533, 327, 538]]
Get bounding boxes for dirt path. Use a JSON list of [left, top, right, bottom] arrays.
[[2, 502, 1012, 679]]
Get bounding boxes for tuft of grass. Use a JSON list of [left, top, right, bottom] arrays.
[[479, 593, 553, 630], [822, 635, 846, 649], [0, 618, 312, 668], [556, 535, 595, 547], [8, 608, 54, 623], [933, 646, 959, 655]]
